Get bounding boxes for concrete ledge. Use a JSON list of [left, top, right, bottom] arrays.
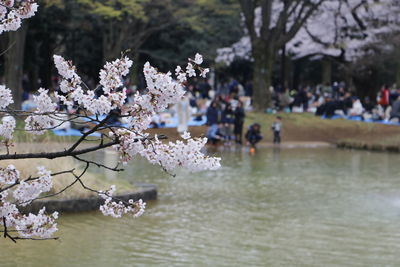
[[20, 183, 157, 214]]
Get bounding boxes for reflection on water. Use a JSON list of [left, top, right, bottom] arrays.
[[2, 148, 400, 266]]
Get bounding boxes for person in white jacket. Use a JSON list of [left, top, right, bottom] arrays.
[[349, 97, 364, 116], [176, 93, 191, 134]]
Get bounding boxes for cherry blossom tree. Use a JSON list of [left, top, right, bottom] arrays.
[[288, 0, 400, 86], [218, 0, 400, 91], [0, 1, 220, 242], [231, 0, 325, 111], [287, 0, 400, 61]]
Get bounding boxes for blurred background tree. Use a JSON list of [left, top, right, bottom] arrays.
[[0, 0, 399, 109], [0, 0, 242, 108]]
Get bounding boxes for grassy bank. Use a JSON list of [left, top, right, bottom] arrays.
[[9, 112, 400, 153], [245, 112, 400, 150], [139, 112, 400, 151]]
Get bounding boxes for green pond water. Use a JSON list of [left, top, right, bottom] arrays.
[[2, 147, 400, 266]]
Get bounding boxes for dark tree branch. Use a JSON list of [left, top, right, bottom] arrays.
[[0, 139, 119, 160], [238, 0, 257, 41], [73, 155, 124, 172], [0, 169, 76, 194]]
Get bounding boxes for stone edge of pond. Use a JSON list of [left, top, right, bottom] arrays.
[[336, 141, 400, 153], [19, 183, 157, 214]]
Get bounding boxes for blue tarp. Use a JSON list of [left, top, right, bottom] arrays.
[[52, 128, 101, 137], [152, 115, 207, 128], [52, 115, 207, 136], [321, 115, 400, 126]]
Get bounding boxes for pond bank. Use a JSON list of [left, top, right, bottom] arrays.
[[245, 113, 400, 153], [150, 113, 400, 153], [259, 141, 332, 148], [336, 140, 400, 153], [20, 183, 157, 214]]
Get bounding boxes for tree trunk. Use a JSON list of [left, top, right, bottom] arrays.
[[281, 45, 289, 89], [130, 50, 139, 86], [39, 39, 53, 90], [396, 62, 400, 88], [321, 58, 332, 86], [102, 21, 125, 63], [103, 38, 121, 63], [252, 41, 274, 112], [5, 23, 28, 109]]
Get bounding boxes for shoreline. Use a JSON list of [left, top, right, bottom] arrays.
[[206, 141, 333, 152], [256, 141, 333, 148], [336, 141, 400, 153]]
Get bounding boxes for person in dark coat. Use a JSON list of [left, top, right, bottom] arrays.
[[221, 103, 235, 144], [234, 101, 245, 144], [206, 101, 221, 126], [390, 96, 400, 120], [245, 123, 263, 149]]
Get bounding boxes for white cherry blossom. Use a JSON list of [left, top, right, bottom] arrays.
[[0, 164, 20, 185], [13, 166, 52, 206], [0, 115, 16, 139], [0, 85, 13, 109]]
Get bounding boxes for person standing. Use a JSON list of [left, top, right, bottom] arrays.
[[271, 116, 282, 144], [378, 85, 390, 110], [234, 101, 245, 144], [221, 103, 235, 145], [176, 94, 191, 134]]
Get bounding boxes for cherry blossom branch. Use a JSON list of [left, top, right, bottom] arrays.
[[72, 171, 142, 210], [66, 114, 111, 153], [2, 216, 58, 243], [11, 236, 59, 241], [0, 50, 219, 242], [0, 140, 119, 160], [73, 155, 124, 172], [0, 169, 75, 194], [0, 41, 16, 57], [15, 165, 89, 206], [3, 217, 17, 243]]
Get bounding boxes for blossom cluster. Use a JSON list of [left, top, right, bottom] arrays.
[[125, 54, 209, 133], [115, 131, 221, 172], [0, 115, 16, 140], [0, 166, 58, 238], [24, 88, 57, 134], [0, 85, 16, 140], [99, 185, 146, 218], [13, 166, 53, 206], [14, 207, 58, 238], [0, 164, 19, 185], [0, 85, 13, 109], [0, 0, 38, 34], [53, 55, 131, 115]]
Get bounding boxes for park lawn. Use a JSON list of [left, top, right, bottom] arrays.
[[12, 119, 95, 143], [9, 113, 400, 150], [245, 112, 400, 149]]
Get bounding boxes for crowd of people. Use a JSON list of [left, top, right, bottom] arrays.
[[270, 82, 400, 122], [17, 72, 400, 149], [200, 79, 271, 149]]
